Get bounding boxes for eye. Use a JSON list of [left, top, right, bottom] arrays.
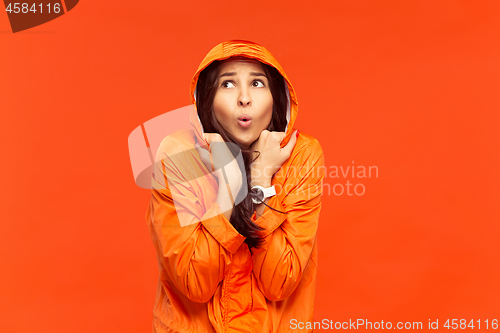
[[221, 80, 235, 88], [252, 80, 265, 88]]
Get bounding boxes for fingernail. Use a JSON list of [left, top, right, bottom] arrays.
[[296, 130, 300, 138]]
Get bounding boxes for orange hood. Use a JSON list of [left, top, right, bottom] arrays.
[[188, 40, 298, 149]]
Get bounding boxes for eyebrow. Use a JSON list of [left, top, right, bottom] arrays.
[[218, 71, 267, 79]]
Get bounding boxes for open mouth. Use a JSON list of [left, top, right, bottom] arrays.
[[238, 115, 252, 128]]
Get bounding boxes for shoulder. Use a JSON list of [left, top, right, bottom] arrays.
[[275, 131, 324, 185], [154, 129, 196, 161], [290, 132, 324, 165], [153, 129, 207, 183]]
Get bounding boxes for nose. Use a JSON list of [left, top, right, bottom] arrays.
[[238, 87, 251, 107]]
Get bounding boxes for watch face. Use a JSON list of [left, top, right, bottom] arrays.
[[252, 187, 264, 203]]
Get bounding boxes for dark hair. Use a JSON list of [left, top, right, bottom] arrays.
[[195, 57, 288, 252]]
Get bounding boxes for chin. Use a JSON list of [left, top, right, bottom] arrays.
[[235, 134, 256, 148], [239, 139, 253, 148], [228, 127, 259, 147]]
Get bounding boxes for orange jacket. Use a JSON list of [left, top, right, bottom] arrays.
[[145, 40, 325, 333]]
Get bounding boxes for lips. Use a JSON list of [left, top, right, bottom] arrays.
[[237, 115, 252, 128]]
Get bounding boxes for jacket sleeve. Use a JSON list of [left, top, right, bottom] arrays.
[[251, 138, 325, 301], [145, 136, 246, 303]]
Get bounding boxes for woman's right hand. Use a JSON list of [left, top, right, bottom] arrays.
[[250, 130, 298, 187], [194, 133, 244, 215]]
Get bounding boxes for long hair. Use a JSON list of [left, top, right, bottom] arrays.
[[195, 57, 288, 252]]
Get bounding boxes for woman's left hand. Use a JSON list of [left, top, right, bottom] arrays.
[[250, 130, 299, 187]]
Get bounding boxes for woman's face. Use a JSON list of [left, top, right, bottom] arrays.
[[213, 58, 273, 148]]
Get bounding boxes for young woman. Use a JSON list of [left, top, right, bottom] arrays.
[[146, 40, 325, 333]]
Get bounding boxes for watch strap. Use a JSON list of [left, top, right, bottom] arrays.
[[262, 185, 276, 198]]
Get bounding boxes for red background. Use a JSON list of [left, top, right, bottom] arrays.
[[1, 1, 499, 332]]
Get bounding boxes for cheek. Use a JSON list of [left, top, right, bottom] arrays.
[[213, 95, 232, 123], [261, 94, 274, 125]]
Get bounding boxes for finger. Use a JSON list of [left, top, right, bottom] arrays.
[[194, 141, 207, 153], [204, 133, 223, 144], [277, 132, 287, 144], [195, 137, 209, 151], [194, 142, 210, 164], [198, 151, 215, 173], [281, 130, 299, 157], [268, 132, 286, 145]]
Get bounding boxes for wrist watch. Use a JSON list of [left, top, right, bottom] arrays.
[[251, 185, 276, 204]]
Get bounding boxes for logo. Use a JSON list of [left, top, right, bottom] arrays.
[[3, 1, 78, 33]]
